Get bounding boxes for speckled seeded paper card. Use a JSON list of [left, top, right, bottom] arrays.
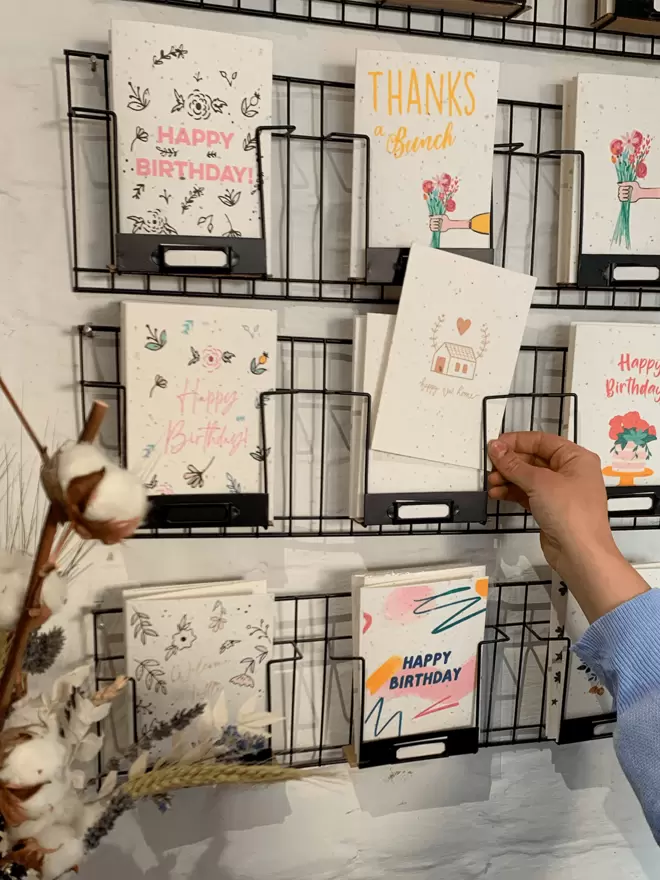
[[372, 246, 536, 469], [121, 301, 277, 496], [558, 73, 660, 283], [111, 20, 271, 241], [567, 322, 660, 488], [349, 50, 499, 278]]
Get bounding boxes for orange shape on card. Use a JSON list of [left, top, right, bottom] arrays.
[[475, 577, 489, 598], [457, 318, 471, 336], [366, 656, 402, 695]]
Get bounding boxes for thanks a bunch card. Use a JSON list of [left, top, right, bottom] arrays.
[[353, 565, 488, 754], [122, 301, 277, 496], [568, 322, 660, 487], [372, 246, 536, 469], [558, 73, 660, 282], [112, 20, 272, 240], [126, 589, 274, 750], [349, 50, 499, 277]]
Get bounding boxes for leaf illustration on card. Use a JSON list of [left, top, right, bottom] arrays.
[[182, 186, 204, 213], [240, 657, 256, 675], [135, 659, 167, 694], [153, 44, 187, 66], [241, 91, 261, 118], [250, 446, 271, 462], [193, 71, 203, 82], [159, 189, 172, 205], [132, 183, 145, 199], [149, 374, 168, 397], [183, 457, 215, 489], [250, 352, 269, 375], [242, 324, 259, 339], [220, 70, 238, 87], [182, 320, 194, 335], [131, 126, 149, 151], [144, 474, 158, 491], [131, 608, 159, 645], [207, 150, 217, 158], [219, 639, 241, 654], [247, 619, 270, 641], [188, 346, 200, 366], [243, 133, 257, 152], [209, 602, 227, 633], [218, 189, 241, 207], [156, 146, 178, 158], [165, 614, 197, 661], [226, 473, 242, 494], [171, 89, 185, 113], [128, 81, 150, 112], [197, 214, 214, 234], [255, 644, 268, 664], [145, 325, 167, 352]]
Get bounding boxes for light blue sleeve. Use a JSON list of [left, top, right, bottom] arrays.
[[575, 589, 660, 845]]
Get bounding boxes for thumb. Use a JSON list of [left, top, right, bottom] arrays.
[[488, 439, 538, 494]]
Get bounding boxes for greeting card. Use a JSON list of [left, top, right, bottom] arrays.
[[567, 322, 660, 488], [126, 591, 274, 750], [349, 313, 481, 520], [558, 73, 660, 283], [122, 301, 277, 496], [372, 246, 536, 469], [353, 564, 488, 757], [111, 20, 272, 241], [349, 50, 499, 277]]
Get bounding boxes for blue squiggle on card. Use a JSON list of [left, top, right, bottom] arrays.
[[365, 697, 403, 739], [414, 586, 486, 634]]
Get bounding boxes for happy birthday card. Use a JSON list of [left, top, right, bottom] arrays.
[[122, 301, 277, 496], [349, 49, 499, 277], [371, 246, 536, 470], [111, 20, 272, 240]]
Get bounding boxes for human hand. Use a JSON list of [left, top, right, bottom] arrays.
[[618, 181, 643, 203], [429, 215, 444, 232], [488, 432, 649, 621]]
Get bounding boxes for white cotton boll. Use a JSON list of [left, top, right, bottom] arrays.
[[5, 696, 43, 730], [21, 775, 71, 820], [37, 824, 84, 880], [56, 442, 109, 492], [42, 568, 68, 616], [11, 782, 78, 840], [0, 550, 32, 629], [83, 464, 147, 525], [0, 734, 67, 787]]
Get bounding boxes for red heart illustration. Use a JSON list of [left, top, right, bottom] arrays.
[[457, 318, 471, 336]]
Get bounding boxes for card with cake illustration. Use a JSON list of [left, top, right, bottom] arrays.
[[349, 50, 499, 277], [121, 301, 277, 496], [126, 590, 274, 756], [371, 246, 536, 469], [567, 322, 660, 487], [111, 20, 272, 241], [353, 565, 488, 757]]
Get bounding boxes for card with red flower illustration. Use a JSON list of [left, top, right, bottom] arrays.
[[126, 588, 274, 758], [558, 73, 660, 283], [349, 49, 499, 277], [111, 21, 272, 247], [567, 322, 660, 487], [122, 301, 277, 498]]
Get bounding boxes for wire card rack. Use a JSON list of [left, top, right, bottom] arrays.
[[92, 579, 612, 774], [118, 0, 660, 61], [66, 48, 660, 313], [79, 323, 660, 537]]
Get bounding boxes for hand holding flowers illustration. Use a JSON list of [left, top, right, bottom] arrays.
[[610, 130, 653, 249], [422, 174, 460, 249]]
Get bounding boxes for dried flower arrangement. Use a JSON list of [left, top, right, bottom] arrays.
[[0, 381, 302, 879]]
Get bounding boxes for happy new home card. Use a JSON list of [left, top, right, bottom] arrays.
[[568, 322, 660, 487], [349, 50, 499, 277], [122, 301, 277, 496], [372, 246, 536, 470], [112, 20, 272, 240]]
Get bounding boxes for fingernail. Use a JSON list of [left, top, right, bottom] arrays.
[[489, 440, 505, 455]]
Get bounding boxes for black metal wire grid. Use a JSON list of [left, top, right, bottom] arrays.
[[78, 323, 660, 536], [66, 49, 660, 312], [115, 0, 660, 62], [91, 579, 586, 771]]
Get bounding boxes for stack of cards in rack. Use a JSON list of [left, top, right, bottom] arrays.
[[352, 563, 489, 764], [350, 246, 537, 519], [124, 579, 275, 757], [545, 564, 660, 741]]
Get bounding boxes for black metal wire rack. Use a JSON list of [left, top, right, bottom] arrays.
[[118, 0, 660, 62], [66, 48, 660, 312], [92, 578, 608, 771], [79, 322, 660, 537]]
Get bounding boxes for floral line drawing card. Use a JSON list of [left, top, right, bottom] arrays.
[[122, 301, 277, 498], [372, 245, 536, 470], [126, 591, 274, 757], [349, 50, 499, 278], [111, 21, 272, 244]]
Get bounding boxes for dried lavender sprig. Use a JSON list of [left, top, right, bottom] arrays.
[[83, 792, 134, 853], [23, 627, 65, 675], [216, 725, 268, 760], [123, 702, 206, 763]]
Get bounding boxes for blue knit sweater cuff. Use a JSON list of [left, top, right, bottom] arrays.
[[575, 589, 660, 713]]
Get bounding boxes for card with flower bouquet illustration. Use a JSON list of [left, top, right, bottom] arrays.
[[567, 322, 660, 488], [558, 73, 660, 284], [372, 246, 536, 470], [111, 20, 272, 241], [126, 590, 275, 756], [349, 49, 499, 278], [122, 301, 277, 496]]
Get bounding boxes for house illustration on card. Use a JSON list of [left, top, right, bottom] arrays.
[[431, 342, 477, 380]]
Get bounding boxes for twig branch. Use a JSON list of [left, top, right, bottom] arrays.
[[0, 378, 48, 464], [0, 400, 109, 725]]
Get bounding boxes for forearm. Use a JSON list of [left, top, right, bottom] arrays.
[[637, 186, 660, 200], [576, 590, 660, 843]]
